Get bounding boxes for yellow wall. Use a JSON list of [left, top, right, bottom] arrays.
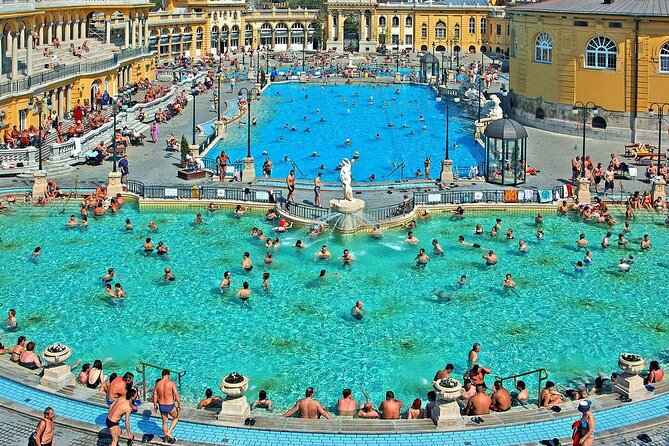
[[487, 15, 509, 54], [509, 12, 669, 112], [412, 10, 489, 53]]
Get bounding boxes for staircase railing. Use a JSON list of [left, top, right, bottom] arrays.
[[384, 161, 405, 181], [290, 160, 306, 179], [135, 361, 187, 402], [494, 368, 549, 407]]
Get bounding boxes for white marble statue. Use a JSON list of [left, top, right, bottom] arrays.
[[464, 88, 486, 107], [486, 95, 504, 120], [340, 158, 354, 201]]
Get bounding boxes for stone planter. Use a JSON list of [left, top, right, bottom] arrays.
[[618, 354, 646, 375], [42, 344, 72, 365], [433, 378, 462, 402], [219, 374, 249, 399]]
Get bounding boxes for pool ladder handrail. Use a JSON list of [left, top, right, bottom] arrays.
[[385, 161, 405, 182], [494, 368, 549, 407], [291, 160, 307, 179], [135, 361, 187, 401]]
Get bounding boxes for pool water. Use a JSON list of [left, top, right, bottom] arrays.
[[207, 83, 482, 182], [2, 205, 668, 411]]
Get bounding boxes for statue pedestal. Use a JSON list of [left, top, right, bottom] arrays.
[[394, 72, 401, 84], [614, 373, 647, 400], [433, 401, 462, 425], [241, 156, 255, 182], [651, 177, 666, 204], [214, 120, 227, 138], [32, 171, 47, 203], [107, 171, 123, 196], [217, 396, 250, 422], [576, 177, 591, 204], [40, 365, 75, 390], [329, 198, 366, 233], [474, 121, 486, 141], [440, 159, 454, 184], [299, 72, 307, 83]]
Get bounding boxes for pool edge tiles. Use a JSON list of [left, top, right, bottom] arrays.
[[1, 372, 669, 446]]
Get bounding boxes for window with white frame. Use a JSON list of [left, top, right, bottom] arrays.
[[534, 32, 552, 63], [660, 41, 669, 73], [435, 20, 446, 39], [454, 23, 460, 39], [469, 17, 475, 34], [480, 18, 486, 35], [585, 36, 617, 69], [379, 16, 386, 27], [405, 16, 412, 27]]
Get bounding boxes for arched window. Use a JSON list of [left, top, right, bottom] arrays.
[[454, 23, 460, 39], [261, 23, 272, 31], [379, 16, 386, 27], [469, 17, 475, 34], [535, 107, 546, 120], [585, 36, 617, 70], [405, 16, 412, 27], [534, 32, 552, 63], [435, 20, 446, 39], [592, 116, 607, 129], [480, 18, 487, 35], [392, 16, 399, 27], [660, 41, 669, 73]]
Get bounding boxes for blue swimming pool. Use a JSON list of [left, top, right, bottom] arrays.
[[207, 83, 482, 182], [2, 204, 667, 412]]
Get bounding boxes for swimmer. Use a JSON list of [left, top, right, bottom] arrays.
[[405, 231, 419, 244], [237, 281, 252, 300], [617, 258, 630, 272], [30, 247, 41, 261], [623, 222, 631, 233], [506, 229, 515, 240], [416, 248, 430, 267], [419, 115, 425, 121], [101, 268, 116, 283], [194, 213, 203, 225], [577, 233, 588, 248], [124, 219, 133, 231], [345, 138, 351, 146], [475, 224, 484, 234], [264, 238, 272, 249], [156, 241, 169, 256], [352, 151, 359, 160], [402, 124, 408, 128], [370, 225, 383, 238], [319, 164, 326, 170], [312, 151, 318, 157], [235, 205, 248, 215], [432, 239, 444, 255], [114, 283, 126, 299], [601, 232, 612, 248], [627, 254, 635, 264], [251, 227, 259, 237], [264, 252, 273, 265], [641, 234, 651, 250], [351, 301, 364, 320], [375, 134, 381, 139], [66, 215, 79, 227], [81, 216, 88, 230], [584, 251, 593, 264], [453, 206, 465, 217], [457, 275, 468, 286], [537, 228, 544, 240], [575, 261, 585, 273], [617, 233, 628, 246], [483, 250, 498, 265], [502, 274, 516, 288], [142, 238, 154, 254], [220, 271, 232, 289], [104, 284, 116, 298], [164, 267, 175, 281], [341, 249, 354, 264], [318, 269, 327, 280], [494, 219, 503, 231], [387, 122, 394, 128], [490, 226, 498, 237], [294, 240, 305, 248], [369, 173, 376, 182], [535, 213, 544, 225], [242, 252, 253, 271], [518, 240, 529, 253], [433, 290, 452, 302], [319, 118, 325, 123], [316, 245, 331, 260], [262, 272, 270, 290], [422, 125, 428, 131]]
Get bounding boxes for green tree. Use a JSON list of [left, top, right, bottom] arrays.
[[180, 135, 190, 163]]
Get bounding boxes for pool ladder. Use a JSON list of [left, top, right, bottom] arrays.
[[494, 368, 549, 407], [135, 361, 187, 402], [385, 161, 406, 182], [291, 160, 306, 179]]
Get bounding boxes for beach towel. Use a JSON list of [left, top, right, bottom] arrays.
[[522, 190, 534, 202], [504, 190, 518, 203], [71, 138, 82, 158], [474, 191, 483, 202], [539, 190, 552, 203]]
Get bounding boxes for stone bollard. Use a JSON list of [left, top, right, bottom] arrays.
[[614, 353, 648, 400], [107, 171, 123, 196], [32, 171, 48, 203], [218, 373, 250, 422], [241, 156, 256, 182]]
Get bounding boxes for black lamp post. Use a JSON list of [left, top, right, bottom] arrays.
[[648, 103, 669, 175], [237, 86, 261, 158], [431, 42, 436, 84], [191, 82, 198, 145], [256, 45, 261, 84], [217, 55, 223, 121], [265, 46, 269, 82], [448, 40, 453, 70], [111, 101, 119, 172], [302, 39, 306, 72], [396, 39, 400, 73], [477, 76, 483, 122], [437, 95, 461, 160], [27, 94, 52, 172], [479, 40, 486, 75], [572, 101, 600, 178]]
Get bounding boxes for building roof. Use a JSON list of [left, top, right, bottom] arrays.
[[381, 0, 491, 7], [507, 0, 669, 17], [484, 118, 528, 140]]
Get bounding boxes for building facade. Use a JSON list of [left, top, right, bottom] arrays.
[[1, 0, 155, 132], [508, 0, 669, 142]]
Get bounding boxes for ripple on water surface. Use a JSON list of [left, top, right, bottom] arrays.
[[2, 206, 669, 409]]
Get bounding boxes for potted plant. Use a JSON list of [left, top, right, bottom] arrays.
[[618, 353, 646, 374], [433, 377, 462, 402], [219, 372, 249, 398], [180, 136, 189, 168], [42, 343, 72, 365]]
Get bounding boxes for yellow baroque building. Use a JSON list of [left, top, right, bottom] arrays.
[[508, 0, 669, 142], [1, 0, 155, 131]]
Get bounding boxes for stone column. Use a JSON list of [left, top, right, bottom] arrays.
[[576, 177, 591, 205], [58, 88, 65, 117], [144, 18, 149, 47], [338, 14, 344, 42], [64, 21, 70, 42], [81, 20, 87, 40], [47, 23, 53, 44], [66, 85, 72, 111], [26, 33, 33, 76], [0, 32, 4, 77], [11, 32, 18, 80], [56, 23, 62, 42], [124, 20, 130, 48], [651, 177, 667, 205], [18, 27, 24, 50], [73, 20, 80, 40], [137, 18, 143, 48], [105, 20, 111, 44], [132, 18, 137, 48], [440, 159, 454, 184], [32, 171, 47, 201]]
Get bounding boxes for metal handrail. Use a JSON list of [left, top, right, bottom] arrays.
[[290, 160, 306, 179], [494, 368, 549, 406], [385, 161, 405, 181], [135, 361, 187, 402]]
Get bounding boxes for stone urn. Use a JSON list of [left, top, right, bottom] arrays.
[[42, 343, 72, 365], [618, 353, 646, 375], [433, 378, 462, 402], [219, 372, 249, 399]]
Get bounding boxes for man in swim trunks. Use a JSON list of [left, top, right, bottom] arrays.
[[351, 301, 364, 320], [341, 249, 354, 264], [490, 380, 511, 412], [164, 267, 175, 281], [31, 407, 56, 446], [216, 151, 231, 182], [242, 252, 253, 271], [482, 250, 498, 265], [416, 248, 430, 267], [143, 237, 154, 254], [378, 391, 403, 419], [464, 385, 491, 415], [237, 281, 252, 300], [282, 387, 332, 419], [316, 245, 331, 260], [106, 372, 134, 407], [107, 388, 135, 446], [155, 369, 181, 443], [286, 170, 296, 203], [314, 173, 322, 207]]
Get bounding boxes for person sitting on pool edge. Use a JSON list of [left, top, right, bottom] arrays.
[[378, 391, 403, 419], [465, 385, 491, 415], [337, 389, 357, 416], [282, 387, 332, 419], [197, 388, 222, 409], [541, 381, 566, 408]]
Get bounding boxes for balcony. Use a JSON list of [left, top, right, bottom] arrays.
[[147, 12, 205, 26]]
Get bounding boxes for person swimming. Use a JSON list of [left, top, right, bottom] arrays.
[[574, 261, 585, 273], [142, 238, 154, 254], [242, 252, 253, 271], [30, 247, 41, 261], [415, 248, 430, 267], [101, 268, 116, 283], [156, 241, 169, 256], [124, 219, 133, 231], [164, 267, 175, 281], [432, 239, 444, 255]]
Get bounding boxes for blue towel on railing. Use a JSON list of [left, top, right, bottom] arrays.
[[539, 190, 552, 203]]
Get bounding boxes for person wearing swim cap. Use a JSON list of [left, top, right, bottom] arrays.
[[572, 400, 595, 446]]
